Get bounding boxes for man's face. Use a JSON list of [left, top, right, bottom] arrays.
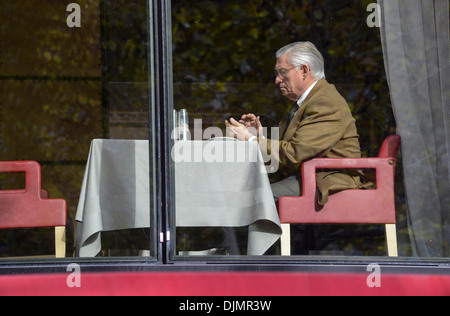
[[275, 54, 305, 102]]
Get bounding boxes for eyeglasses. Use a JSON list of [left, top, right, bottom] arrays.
[[274, 66, 298, 78]]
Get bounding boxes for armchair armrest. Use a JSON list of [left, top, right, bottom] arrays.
[[0, 161, 66, 229], [301, 157, 396, 195]]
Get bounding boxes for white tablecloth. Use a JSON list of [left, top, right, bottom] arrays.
[[75, 139, 281, 257]]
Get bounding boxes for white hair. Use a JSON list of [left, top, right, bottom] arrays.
[[276, 41, 326, 80]]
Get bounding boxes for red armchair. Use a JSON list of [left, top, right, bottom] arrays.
[[0, 161, 67, 258], [279, 135, 401, 257]]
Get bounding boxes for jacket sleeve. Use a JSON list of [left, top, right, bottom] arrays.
[[258, 95, 346, 168]]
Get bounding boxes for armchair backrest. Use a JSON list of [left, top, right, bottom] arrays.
[[378, 135, 401, 159], [0, 161, 66, 229]]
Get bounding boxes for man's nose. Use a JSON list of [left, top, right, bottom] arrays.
[[275, 75, 283, 85]]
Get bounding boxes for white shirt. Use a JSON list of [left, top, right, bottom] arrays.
[[296, 80, 318, 110]]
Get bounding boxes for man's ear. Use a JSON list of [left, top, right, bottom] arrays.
[[300, 64, 310, 75]]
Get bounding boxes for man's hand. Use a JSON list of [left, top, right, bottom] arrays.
[[239, 113, 263, 137], [225, 118, 251, 141]]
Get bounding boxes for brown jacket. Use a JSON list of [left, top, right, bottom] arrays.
[[259, 79, 370, 205]]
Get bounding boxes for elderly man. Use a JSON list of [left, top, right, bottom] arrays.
[[226, 41, 370, 205]]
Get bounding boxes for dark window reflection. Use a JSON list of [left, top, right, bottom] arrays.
[[0, 0, 152, 258]]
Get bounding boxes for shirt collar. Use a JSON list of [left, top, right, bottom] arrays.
[[297, 80, 318, 108]]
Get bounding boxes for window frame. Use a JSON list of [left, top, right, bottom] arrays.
[[164, 0, 450, 265], [0, 0, 161, 268]]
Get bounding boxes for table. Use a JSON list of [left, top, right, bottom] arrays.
[[75, 139, 281, 257]]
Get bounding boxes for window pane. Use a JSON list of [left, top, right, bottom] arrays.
[[0, 0, 157, 259], [170, 0, 443, 259]]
